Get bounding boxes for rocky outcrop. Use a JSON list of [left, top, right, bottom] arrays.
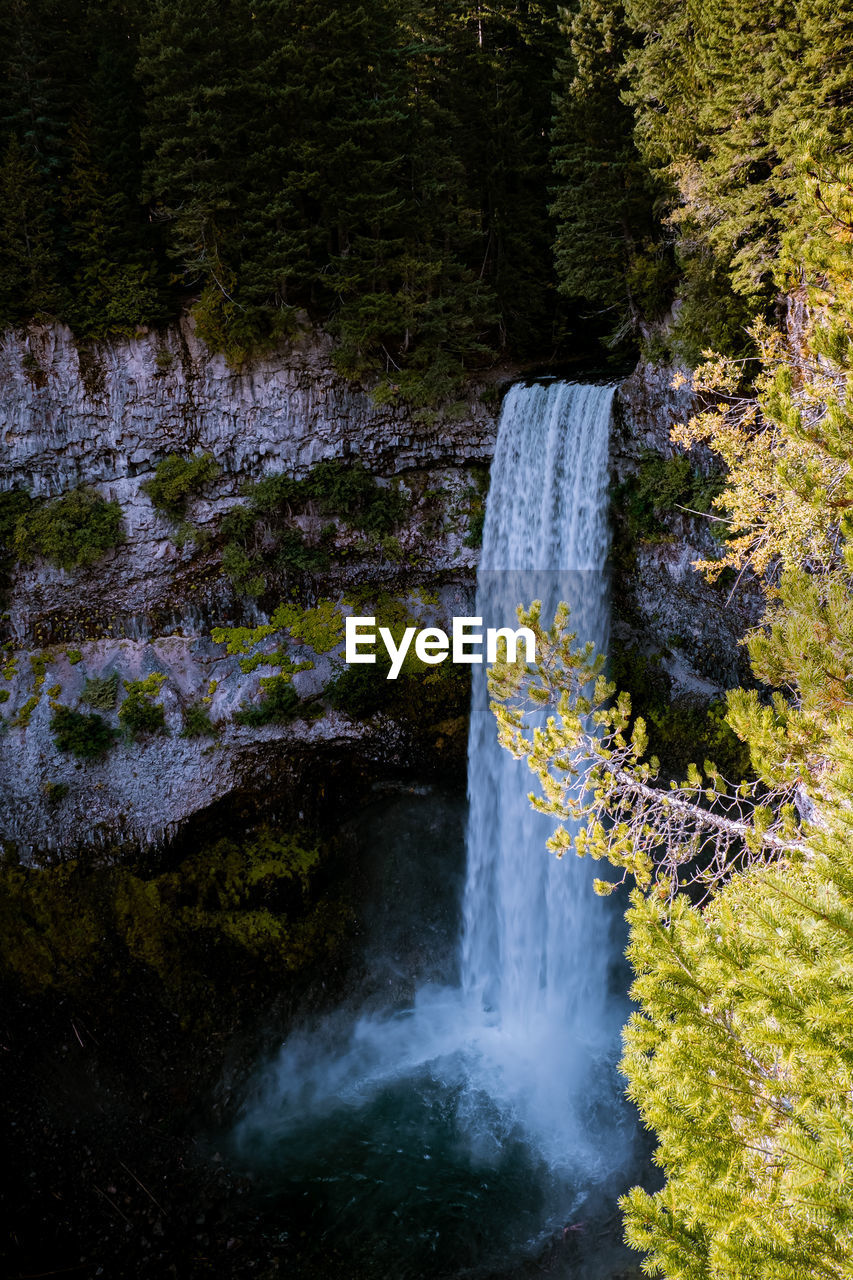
[[1, 320, 496, 645], [0, 321, 492, 859]]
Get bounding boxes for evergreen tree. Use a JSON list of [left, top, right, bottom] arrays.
[[0, 135, 61, 324], [551, 0, 669, 342], [62, 111, 162, 336]]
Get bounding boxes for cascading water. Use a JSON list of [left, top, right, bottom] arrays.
[[232, 381, 638, 1277], [459, 381, 619, 1156]]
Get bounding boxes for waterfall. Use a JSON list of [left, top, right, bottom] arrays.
[[463, 380, 614, 1035], [232, 380, 635, 1275]]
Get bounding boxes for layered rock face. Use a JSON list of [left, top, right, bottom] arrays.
[[1, 320, 495, 644], [0, 321, 495, 858]]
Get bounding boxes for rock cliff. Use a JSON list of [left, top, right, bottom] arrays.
[[0, 322, 755, 857]]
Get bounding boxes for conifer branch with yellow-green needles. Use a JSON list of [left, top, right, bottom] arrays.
[[488, 602, 806, 902]]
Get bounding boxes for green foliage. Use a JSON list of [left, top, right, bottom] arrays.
[[0, 0, 169, 338], [14, 486, 124, 571], [11, 694, 40, 728], [611, 450, 724, 569], [50, 704, 115, 758], [118, 673, 167, 737], [325, 613, 470, 737], [0, 136, 61, 326], [180, 702, 218, 738], [663, 251, 757, 366], [0, 824, 350, 1021], [0, 488, 34, 547], [141, 452, 220, 519], [0, 486, 34, 601], [621, 855, 853, 1275], [621, 0, 853, 336], [610, 645, 751, 781], [66, 648, 83, 665], [81, 672, 118, 711], [325, 656, 469, 741], [325, 657, 395, 720], [0, 0, 577, 379], [551, 0, 672, 343], [233, 675, 302, 728], [42, 780, 69, 804], [220, 460, 408, 597]]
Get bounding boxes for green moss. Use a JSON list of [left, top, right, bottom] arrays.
[[119, 673, 168, 736], [465, 508, 485, 548], [12, 694, 40, 728], [14, 486, 124, 571], [82, 672, 119, 711], [269, 600, 345, 654], [0, 690, 8, 704], [66, 648, 83, 665], [47, 682, 61, 698], [462, 465, 489, 548], [141, 452, 220, 519], [42, 780, 69, 804], [30, 653, 48, 689], [212, 601, 344, 705], [50, 704, 116, 757]]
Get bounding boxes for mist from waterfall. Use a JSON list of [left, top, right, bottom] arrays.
[[232, 380, 637, 1275]]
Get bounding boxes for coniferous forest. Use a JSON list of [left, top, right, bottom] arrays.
[[4, 1, 853, 1279], [5, 0, 846, 389]]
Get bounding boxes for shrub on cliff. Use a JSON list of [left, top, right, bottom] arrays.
[[50, 704, 116, 758], [233, 675, 302, 727], [180, 703, 218, 738], [220, 459, 408, 597], [141, 453, 220, 519], [82, 673, 119, 711], [14, 487, 124, 571], [119, 673, 167, 737]]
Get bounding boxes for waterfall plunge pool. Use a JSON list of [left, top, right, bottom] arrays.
[[224, 786, 648, 1280]]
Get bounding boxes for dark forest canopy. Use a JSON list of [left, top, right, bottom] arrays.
[[0, 0, 851, 395]]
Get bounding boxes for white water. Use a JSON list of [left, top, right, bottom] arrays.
[[463, 381, 614, 1035], [457, 379, 620, 1163], [235, 380, 630, 1223]]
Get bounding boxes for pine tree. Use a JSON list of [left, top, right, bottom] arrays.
[[0, 135, 61, 325], [551, 0, 669, 342]]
